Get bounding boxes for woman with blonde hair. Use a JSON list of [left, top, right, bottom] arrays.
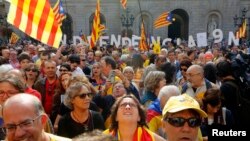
[[89, 62, 106, 93]]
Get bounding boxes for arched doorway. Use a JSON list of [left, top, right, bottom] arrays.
[[61, 13, 73, 44], [168, 9, 189, 40]]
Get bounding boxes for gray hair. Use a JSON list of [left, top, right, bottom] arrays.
[[64, 82, 90, 110], [144, 71, 165, 91], [0, 64, 14, 77], [0, 75, 25, 93], [158, 85, 181, 100], [123, 66, 134, 73], [188, 64, 204, 74]]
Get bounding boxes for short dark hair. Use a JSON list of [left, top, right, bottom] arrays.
[[68, 54, 80, 64], [102, 56, 116, 69], [216, 60, 233, 78], [202, 88, 221, 108], [60, 62, 71, 71], [180, 59, 192, 68], [17, 52, 31, 63], [160, 62, 176, 84]]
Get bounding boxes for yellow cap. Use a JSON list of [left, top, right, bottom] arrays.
[[162, 94, 207, 118]]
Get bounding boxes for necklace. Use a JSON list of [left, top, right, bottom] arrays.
[[71, 111, 89, 131]]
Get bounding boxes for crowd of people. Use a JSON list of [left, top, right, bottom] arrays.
[[0, 40, 249, 140]]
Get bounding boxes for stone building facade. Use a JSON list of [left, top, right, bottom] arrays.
[[1, 0, 250, 43]]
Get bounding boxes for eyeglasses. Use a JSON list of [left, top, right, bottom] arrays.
[[180, 68, 187, 72], [2, 115, 42, 134], [119, 102, 137, 108], [164, 117, 201, 128], [114, 85, 124, 89], [0, 91, 18, 97], [59, 69, 68, 72], [25, 68, 37, 72], [124, 71, 134, 74], [78, 93, 92, 99]]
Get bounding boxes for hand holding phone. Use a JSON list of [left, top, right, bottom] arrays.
[[108, 70, 115, 84]]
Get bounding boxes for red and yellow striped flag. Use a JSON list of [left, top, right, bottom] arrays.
[[139, 23, 148, 52], [6, 0, 62, 48], [154, 12, 172, 29], [90, 0, 101, 49], [241, 19, 247, 38], [53, 0, 66, 26], [120, 0, 127, 9]]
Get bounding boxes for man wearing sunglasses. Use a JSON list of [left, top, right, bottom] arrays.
[[2, 94, 71, 141], [162, 94, 207, 141]]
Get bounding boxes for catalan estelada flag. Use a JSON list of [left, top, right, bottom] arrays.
[[139, 23, 148, 52], [90, 0, 101, 49], [79, 30, 89, 44], [236, 19, 247, 39], [154, 12, 173, 29], [120, 0, 127, 9], [6, 0, 62, 48], [146, 99, 162, 133], [53, 0, 66, 26]]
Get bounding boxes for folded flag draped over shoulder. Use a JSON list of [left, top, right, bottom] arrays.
[[120, 0, 127, 9], [53, 0, 66, 26], [6, 0, 62, 48], [154, 12, 173, 29], [90, 0, 101, 49], [104, 127, 154, 141]]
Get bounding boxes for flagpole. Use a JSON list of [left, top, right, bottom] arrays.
[[64, 0, 68, 12], [137, 0, 144, 25]]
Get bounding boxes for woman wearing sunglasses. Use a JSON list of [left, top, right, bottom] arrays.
[[104, 94, 165, 141], [162, 94, 207, 141], [24, 63, 40, 88], [176, 59, 192, 89], [57, 82, 105, 138]]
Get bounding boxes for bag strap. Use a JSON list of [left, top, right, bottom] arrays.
[[222, 107, 226, 125], [205, 79, 212, 89]]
